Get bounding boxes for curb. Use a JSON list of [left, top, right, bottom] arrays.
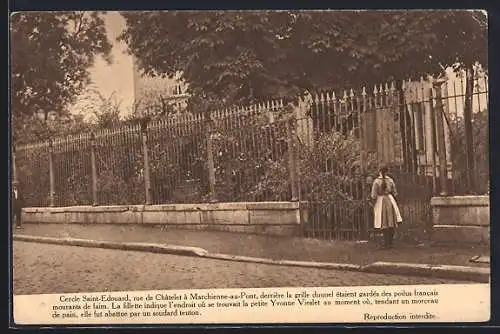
[[14, 234, 489, 283], [362, 261, 490, 283], [204, 253, 362, 271], [13, 235, 208, 257]]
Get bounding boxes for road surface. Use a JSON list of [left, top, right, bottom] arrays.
[[13, 241, 463, 295]]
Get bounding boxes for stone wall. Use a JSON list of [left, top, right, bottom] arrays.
[[21, 202, 308, 237], [430, 196, 490, 244]]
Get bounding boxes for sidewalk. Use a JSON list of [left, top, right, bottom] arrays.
[[13, 223, 490, 268]]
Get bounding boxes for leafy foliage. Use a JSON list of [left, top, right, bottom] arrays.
[[14, 115, 93, 146], [11, 11, 112, 143], [119, 11, 487, 110], [210, 118, 290, 202], [253, 131, 378, 204], [201, 108, 376, 204], [14, 87, 129, 146], [70, 85, 123, 127], [16, 145, 51, 206], [129, 87, 178, 120], [449, 108, 489, 194]]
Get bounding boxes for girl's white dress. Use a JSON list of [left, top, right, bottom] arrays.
[[371, 176, 403, 229]]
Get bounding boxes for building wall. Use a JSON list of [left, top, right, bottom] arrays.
[[404, 71, 488, 178], [132, 57, 189, 114], [404, 78, 453, 178]]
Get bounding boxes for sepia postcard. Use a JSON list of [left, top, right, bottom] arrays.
[[10, 9, 490, 326]]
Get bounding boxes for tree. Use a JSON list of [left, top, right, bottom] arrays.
[[11, 11, 112, 141], [119, 10, 487, 111], [71, 85, 124, 128], [14, 114, 93, 146]]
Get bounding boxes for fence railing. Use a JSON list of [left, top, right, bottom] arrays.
[[14, 73, 489, 210]]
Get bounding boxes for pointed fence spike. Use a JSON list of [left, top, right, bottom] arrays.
[[313, 93, 320, 104], [320, 92, 326, 103], [325, 92, 331, 103]]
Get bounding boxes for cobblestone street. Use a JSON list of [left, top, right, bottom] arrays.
[[13, 241, 463, 296]]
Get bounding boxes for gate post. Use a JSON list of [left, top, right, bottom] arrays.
[[141, 120, 152, 205], [48, 139, 56, 207], [90, 132, 98, 206], [205, 117, 218, 203], [286, 116, 299, 201], [433, 79, 449, 196], [12, 143, 18, 184]]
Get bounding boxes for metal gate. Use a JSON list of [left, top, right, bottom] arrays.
[[298, 83, 436, 241]]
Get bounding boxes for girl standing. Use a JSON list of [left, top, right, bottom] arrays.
[[370, 165, 403, 248]]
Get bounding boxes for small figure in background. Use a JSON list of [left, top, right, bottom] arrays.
[[12, 180, 25, 230], [370, 165, 403, 248]]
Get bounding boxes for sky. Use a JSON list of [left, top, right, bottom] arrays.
[[70, 12, 135, 118]]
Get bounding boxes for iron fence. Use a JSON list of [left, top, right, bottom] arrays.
[[13, 73, 488, 241], [93, 125, 145, 205], [16, 142, 51, 207]]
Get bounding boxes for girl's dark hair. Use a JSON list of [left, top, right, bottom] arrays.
[[379, 165, 389, 193]]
